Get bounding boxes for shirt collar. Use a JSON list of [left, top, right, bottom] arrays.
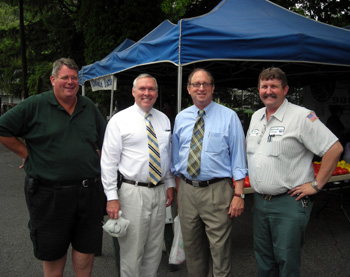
[[271, 98, 288, 122], [46, 90, 83, 110], [133, 103, 154, 117], [260, 98, 288, 122], [191, 101, 214, 116], [47, 90, 59, 106]]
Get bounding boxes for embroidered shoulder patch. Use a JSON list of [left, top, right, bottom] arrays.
[[307, 112, 318, 122]]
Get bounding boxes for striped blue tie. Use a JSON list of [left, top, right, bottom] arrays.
[[145, 113, 162, 185], [187, 110, 205, 178]]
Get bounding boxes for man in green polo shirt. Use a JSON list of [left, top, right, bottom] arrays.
[[0, 58, 106, 276]]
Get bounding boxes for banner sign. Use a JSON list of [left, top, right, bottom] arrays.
[[90, 75, 117, 91]]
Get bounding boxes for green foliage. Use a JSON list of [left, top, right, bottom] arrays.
[[161, 0, 192, 22], [0, 25, 22, 96], [27, 62, 52, 95], [77, 0, 167, 64], [271, 0, 350, 27], [161, 0, 222, 22], [0, 0, 349, 102], [0, 2, 18, 29]]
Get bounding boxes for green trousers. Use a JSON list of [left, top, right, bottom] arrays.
[[253, 193, 313, 277]]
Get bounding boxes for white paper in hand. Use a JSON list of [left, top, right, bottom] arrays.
[[102, 211, 130, 238]]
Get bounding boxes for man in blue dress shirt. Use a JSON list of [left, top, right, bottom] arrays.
[[171, 68, 247, 276]]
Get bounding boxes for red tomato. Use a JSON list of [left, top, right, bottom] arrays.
[[341, 168, 349, 175], [334, 167, 342, 175], [244, 176, 250, 187]]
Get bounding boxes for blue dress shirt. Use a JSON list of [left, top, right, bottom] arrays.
[[171, 101, 247, 181]]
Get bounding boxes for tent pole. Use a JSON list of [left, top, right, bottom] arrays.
[[177, 65, 182, 113], [81, 67, 85, 96], [109, 76, 115, 118], [110, 89, 114, 118]]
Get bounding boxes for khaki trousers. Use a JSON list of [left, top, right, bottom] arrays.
[[118, 182, 166, 277], [178, 178, 234, 277]]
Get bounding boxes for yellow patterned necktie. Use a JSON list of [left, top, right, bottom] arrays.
[[145, 113, 162, 185], [187, 110, 205, 178]]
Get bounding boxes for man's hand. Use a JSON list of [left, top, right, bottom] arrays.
[[229, 178, 244, 218], [0, 136, 28, 159], [288, 182, 317, 201], [166, 187, 175, 207], [289, 141, 343, 201], [106, 200, 120, 219], [19, 158, 26, 169], [228, 196, 244, 218]]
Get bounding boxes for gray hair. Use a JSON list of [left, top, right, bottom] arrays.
[[132, 73, 158, 90], [51, 58, 79, 77]]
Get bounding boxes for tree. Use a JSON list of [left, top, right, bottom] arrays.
[[0, 0, 84, 97], [0, 2, 21, 97], [161, 0, 221, 22], [0, 0, 349, 104], [271, 0, 350, 27], [77, 0, 167, 64], [19, 0, 28, 98], [162, 0, 350, 27]]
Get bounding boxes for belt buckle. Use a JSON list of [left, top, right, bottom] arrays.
[[192, 181, 200, 187], [82, 179, 89, 188], [263, 194, 272, 201]]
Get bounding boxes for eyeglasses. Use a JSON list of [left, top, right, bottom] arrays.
[[58, 76, 79, 82], [190, 82, 213, 88]]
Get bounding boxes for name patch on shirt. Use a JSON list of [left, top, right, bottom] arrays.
[[249, 129, 260, 136], [307, 112, 318, 122], [269, 126, 285, 136]]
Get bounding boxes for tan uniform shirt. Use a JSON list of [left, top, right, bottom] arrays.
[[246, 99, 338, 195]]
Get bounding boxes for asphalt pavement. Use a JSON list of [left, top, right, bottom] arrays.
[[1, 142, 350, 276]]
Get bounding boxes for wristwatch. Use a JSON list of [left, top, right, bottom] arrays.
[[311, 180, 321, 192], [234, 193, 245, 199]]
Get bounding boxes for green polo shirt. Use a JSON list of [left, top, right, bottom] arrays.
[[0, 91, 106, 182]]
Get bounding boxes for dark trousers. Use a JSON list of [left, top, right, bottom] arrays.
[[253, 193, 313, 277]]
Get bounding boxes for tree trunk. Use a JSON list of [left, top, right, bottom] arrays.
[[19, 0, 29, 99]]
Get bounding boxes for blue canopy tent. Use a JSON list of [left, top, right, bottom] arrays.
[[102, 38, 135, 60], [79, 0, 350, 112], [79, 20, 176, 84]]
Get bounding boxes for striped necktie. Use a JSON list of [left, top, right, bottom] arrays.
[[187, 110, 205, 179], [145, 113, 162, 185]]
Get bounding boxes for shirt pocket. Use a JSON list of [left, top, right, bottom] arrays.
[[266, 140, 281, 157], [205, 132, 225, 153], [246, 135, 259, 154], [157, 130, 171, 155]]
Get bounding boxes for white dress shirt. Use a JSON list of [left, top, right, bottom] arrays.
[[101, 103, 175, 200]]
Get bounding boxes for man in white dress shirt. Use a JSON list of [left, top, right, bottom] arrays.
[[101, 74, 175, 277]]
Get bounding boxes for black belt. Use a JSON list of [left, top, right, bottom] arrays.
[[260, 192, 288, 201], [37, 177, 100, 189], [122, 178, 164, 188], [181, 175, 226, 187]]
